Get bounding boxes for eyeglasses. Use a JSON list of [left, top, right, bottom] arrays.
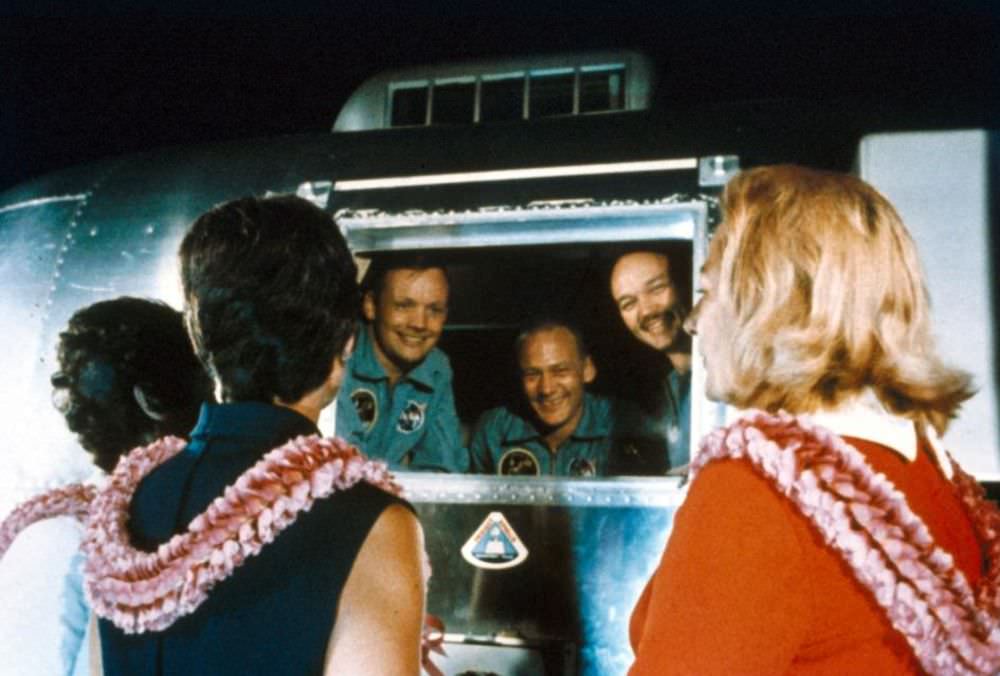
[[50, 372, 72, 412]]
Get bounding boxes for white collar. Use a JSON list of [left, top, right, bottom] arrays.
[[803, 389, 952, 479]]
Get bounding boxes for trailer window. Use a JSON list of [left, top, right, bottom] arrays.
[[480, 75, 525, 122], [390, 85, 428, 126], [432, 81, 476, 125], [360, 240, 695, 478], [580, 67, 626, 112], [528, 71, 575, 118]]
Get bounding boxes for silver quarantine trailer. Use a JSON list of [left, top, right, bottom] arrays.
[[1, 51, 996, 675]]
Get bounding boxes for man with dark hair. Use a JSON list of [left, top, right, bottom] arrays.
[[610, 250, 692, 471], [2, 297, 212, 676], [328, 256, 465, 472], [468, 319, 646, 477], [97, 196, 426, 674]]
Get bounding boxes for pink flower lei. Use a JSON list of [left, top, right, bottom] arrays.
[[0, 435, 408, 635], [692, 410, 1000, 676]]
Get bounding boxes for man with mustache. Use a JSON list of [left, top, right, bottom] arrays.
[[469, 319, 640, 476], [610, 250, 692, 472], [329, 257, 465, 472]]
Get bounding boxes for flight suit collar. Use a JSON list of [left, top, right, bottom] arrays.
[[502, 392, 609, 445]]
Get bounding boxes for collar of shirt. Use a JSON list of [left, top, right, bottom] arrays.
[[668, 367, 691, 389], [191, 401, 319, 444], [502, 392, 611, 445], [349, 324, 442, 391], [803, 389, 952, 478]]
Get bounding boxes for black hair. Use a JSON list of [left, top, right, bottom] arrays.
[[180, 195, 359, 403], [53, 297, 212, 472]]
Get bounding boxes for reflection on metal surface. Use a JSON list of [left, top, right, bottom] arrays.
[[334, 158, 697, 191], [0, 194, 87, 216], [398, 473, 684, 674], [339, 200, 702, 252], [400, 472, 685, 507], [435, 635, 572, 675], [697, 154, 740, 187], [294, 180, 333, 209]]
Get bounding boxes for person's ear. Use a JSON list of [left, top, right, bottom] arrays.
[[362, 291, 377, 322], [583, 356, 597, 384], [133, 384, 168, 421]]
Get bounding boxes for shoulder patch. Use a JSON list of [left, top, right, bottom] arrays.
[[396, 400, 426, 433], [568, 457, 597, 477], [498, 447, 540, 476]]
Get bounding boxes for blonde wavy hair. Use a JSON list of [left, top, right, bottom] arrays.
[[706, 164, 973, 433]]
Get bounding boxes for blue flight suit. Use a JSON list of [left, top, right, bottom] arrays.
[[469, 392, 637, 476], [329, 324, 465, 472], [662, 368, 691, 470]]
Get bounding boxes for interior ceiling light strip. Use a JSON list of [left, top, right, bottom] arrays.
[[334, 158, 697, 192]]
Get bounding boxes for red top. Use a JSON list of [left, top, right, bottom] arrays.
[[628, 435, 983, 675]]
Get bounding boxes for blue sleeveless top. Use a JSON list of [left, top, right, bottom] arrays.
[[99, 402, 410, 676]]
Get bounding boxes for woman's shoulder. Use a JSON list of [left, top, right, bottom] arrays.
[[676, 458, 810, 556], [685, 458, 794, 514]]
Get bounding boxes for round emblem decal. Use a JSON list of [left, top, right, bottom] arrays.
[[568, 457, 597, 477], [350, 388, 378, 432], [498, 447, 540, 476], [396, 400, 426, 433]]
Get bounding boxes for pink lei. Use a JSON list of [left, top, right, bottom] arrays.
[[693, 410, 1000, 676], [0, 435, 404, 634]]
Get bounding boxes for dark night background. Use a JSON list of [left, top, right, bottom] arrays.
[[2, 3, 998, 193]]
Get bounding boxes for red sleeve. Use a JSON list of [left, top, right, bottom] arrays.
[[629, 459, 812, 675]]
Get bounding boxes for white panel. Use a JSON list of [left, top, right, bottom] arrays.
[[858, 130, 998, 474]]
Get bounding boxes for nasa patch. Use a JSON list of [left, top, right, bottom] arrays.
[[498, 447, 540, 476], [568, 457, 597, 477], [350, 388, 378, 431], [396, 400, 426, 433], [461, 511, 529, 570]]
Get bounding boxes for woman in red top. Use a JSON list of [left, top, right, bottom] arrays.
[[628, 165, 1000, 675]]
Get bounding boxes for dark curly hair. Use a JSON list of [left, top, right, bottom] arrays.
[[53, 297, 212, 472], [179, 195, 359, 403]]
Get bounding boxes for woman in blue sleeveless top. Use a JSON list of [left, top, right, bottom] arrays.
[[96, 196, 426, 675]]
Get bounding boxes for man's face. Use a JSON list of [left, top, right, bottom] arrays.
[[50, 357, 137, 472], [518, 326, 595, 436], [364, 267, 449, 376], [610, 252, 687, 352]]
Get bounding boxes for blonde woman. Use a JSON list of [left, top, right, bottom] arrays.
[[628, 165, 1000, 675]]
